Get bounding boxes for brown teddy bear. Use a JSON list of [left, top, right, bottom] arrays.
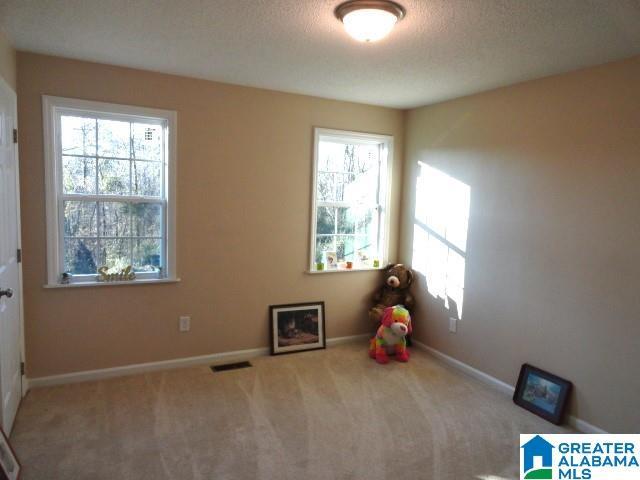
[[368, 264, 415, 325]]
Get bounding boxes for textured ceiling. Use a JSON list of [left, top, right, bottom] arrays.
[[1, 0, 639, 108]]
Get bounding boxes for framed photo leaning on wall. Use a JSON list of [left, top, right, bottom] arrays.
[[269, 302, 326, 355], [513, 363, 572, 425]]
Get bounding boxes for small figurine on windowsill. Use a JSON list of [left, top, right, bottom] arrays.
[[97, 265, 136, 282], [60, 272, 72, 284]]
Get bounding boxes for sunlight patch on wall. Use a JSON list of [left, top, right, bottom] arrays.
[[412, 162, 470, 318]]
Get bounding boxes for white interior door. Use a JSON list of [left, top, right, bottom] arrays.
[[0, 78, 22, 434]]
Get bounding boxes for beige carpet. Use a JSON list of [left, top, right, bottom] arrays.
[[11, 343, 570, 479]]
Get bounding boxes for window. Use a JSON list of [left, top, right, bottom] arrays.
[[310, 128, 392, 272], [43, 96, 176, 285]]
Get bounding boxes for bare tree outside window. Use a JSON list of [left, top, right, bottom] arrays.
[[60, 115, 164, 276], [312, 131, 389, 270]]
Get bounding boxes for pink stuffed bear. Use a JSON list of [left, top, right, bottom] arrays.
[[369, 305, 411, 364]]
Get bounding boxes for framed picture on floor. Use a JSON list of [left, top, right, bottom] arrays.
[[0, 428, 20, 480], [513, 363, 572, 425], [269, 301, 326, 355]]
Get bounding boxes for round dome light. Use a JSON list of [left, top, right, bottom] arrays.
[[335, 0, 405, 43]]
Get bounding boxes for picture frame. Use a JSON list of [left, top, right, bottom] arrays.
[[513, 363, 572, 425], [0, 428, 20, 480], [269, 302, 326, 355], [323, 251, 338, 269]]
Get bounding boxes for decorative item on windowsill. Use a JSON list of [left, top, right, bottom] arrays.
[[97, 265, 136, 282], [356, 250, 369, 266], [60, 272, 72, 284], [323, 251, 338, 269], [316, 262, 325, 271]]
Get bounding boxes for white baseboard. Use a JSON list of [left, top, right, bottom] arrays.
[[567, 416, 608, 434], [412, 340, 608, 434], [413, 340, 515, 396], [26, 333, 371, 389], [27, 346, 270, 389], [326, 333, 370, 346]]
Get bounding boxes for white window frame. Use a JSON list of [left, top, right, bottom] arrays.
[[42, 96, 177, 286], [309, 128, 393, 273]]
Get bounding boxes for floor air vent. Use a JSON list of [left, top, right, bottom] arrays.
[[211, 361, 252, 372]]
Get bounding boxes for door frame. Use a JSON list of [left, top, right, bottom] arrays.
[[0, 75, 26, 401]]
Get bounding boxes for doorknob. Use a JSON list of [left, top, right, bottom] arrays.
[[0, 288, 13, 299]]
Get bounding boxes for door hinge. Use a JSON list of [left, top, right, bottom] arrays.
[[17, 249, 22, 263], [20, 362, 25, 376], [13, 128, 17, 144]]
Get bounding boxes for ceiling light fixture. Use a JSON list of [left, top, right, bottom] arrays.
[[335, 0, 406, 43]]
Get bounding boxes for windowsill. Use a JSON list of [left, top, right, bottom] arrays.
[[305, 267, 382, 274], [43, 277, 181, 289]]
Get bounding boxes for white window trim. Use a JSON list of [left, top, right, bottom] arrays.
[[42, 95, 178, 286], [308, 127, 393, 273]]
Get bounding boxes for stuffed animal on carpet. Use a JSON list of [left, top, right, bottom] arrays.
[[369, 305, 412, 364], [368, 264, 415, 325]]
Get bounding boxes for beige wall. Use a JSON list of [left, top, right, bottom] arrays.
[[17, 48, 639, 431], [17, 52, 404, 378], [400, 56, 640, 433], [0, 30, 16, 91]]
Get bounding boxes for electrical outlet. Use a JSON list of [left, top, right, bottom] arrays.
[[179, 316, 191, 332], [449, 317, 457, 333]]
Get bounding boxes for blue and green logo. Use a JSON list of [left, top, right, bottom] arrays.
[[521, 435, 554, 479]]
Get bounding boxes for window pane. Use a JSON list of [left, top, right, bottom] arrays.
[[52, 101, 173, 283], [98, 119, 131, 158], [315, 236, 334, 264], [64, 201, 97, 237], [132, 123, 162, 161], [132, 161, 161, 197], [344, 170, 377, 204], [318, 141, 348, 172], [98, 202, 130, 237], [355, 208, 377, 264], [317, 172, 335, 202], [355, 235, 375, 263], [314, 135, 387, 269], [337, 207, 355, 234], [132, 203, 162, 237], [318, 142, 379, 174], [352, 144, 379, 174], [61, 116, 96, 156], [133, 239, 161, 272], [64, 238, 98, 274], [335, 173, 355, 202], [63, 156, 96, 194], [316, 207, 335, 235], [98, 158, 130, 195], [99, 239, 131, 271], [336, 235, 354, 262], [355, 208, 375, 237]]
